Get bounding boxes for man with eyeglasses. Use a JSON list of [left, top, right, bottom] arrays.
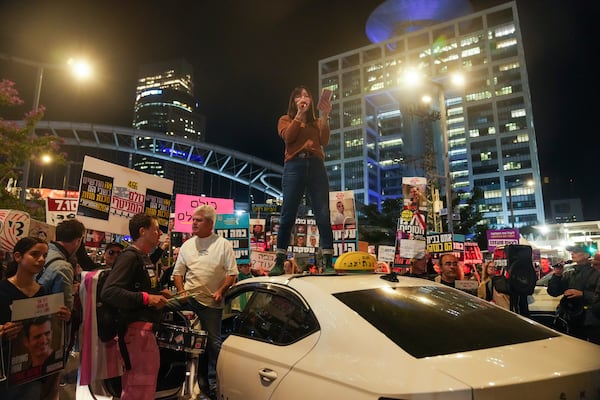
[[435, 253, 460, 287], [103, 242, 124, 269]]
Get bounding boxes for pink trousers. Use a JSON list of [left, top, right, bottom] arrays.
[[120, 322, 160, 400]]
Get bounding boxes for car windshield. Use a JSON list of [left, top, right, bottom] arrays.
[[334, 285, 558, 358]]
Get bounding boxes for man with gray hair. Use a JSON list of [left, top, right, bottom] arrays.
[[171, 205, 237, 400]]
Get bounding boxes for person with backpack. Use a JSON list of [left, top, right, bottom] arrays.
[[100, 213, 171, 400], [548, 244, 600, 344], [37, 218, 86, 312], [35, 218, 86, 398]]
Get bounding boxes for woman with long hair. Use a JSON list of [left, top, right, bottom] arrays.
[[270, 85, 335, 275], [477, 260, 509, 309], [0, 237, 71, 399]]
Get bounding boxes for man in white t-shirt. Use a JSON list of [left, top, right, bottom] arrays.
[[171, 205, 237, 399]]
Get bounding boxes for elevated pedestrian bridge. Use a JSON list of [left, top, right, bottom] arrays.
[[32, 121, 284, 198]]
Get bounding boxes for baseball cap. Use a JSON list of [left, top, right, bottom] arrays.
[[566, 244, 589, 254]]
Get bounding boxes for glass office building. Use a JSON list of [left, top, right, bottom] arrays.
[[319, 1, 544, 228], [132, 59, 206, 194]]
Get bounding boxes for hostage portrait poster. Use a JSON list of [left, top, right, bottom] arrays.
[[7, 293, 66, 386]]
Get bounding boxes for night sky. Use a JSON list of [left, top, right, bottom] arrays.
[[0, 0, 597, 219]]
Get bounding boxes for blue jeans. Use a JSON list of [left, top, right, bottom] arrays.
[[166, 298, 222, 390], [277, 156, 333, 251]]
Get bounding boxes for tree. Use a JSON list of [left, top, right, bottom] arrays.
[[357, 198, 403, 247], [0, 79, 65, 217], [454, 187, 489, 250]]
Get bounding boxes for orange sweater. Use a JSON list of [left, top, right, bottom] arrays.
[[277, 115, 330, 162]]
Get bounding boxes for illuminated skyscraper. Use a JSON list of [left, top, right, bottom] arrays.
[[320, 0, 544, 229], [132, 59, 206, 194]]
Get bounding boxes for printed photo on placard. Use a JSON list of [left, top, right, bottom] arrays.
[[7, 294, 66, 387]]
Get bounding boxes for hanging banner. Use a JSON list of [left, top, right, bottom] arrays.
[[215, 213, 250, 264], [75, 156, 173, 235], [173, 194, 234, 233]]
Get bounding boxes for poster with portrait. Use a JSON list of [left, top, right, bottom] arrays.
[[402, 177, 428, 212], [329, 191, 358, 256], [288, 217, 316, 254], [8, 293, 66, 386], [45, 197, 79, 226], [250, 218, 266, 251], [268, 216, 280, 251], [329, 190, 356, 229], [394, 208, 427, 266], [75, 156, 173, 235]]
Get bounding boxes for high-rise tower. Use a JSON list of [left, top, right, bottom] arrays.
[[132, 59, 206, 194], [320, 0, 544, 229]]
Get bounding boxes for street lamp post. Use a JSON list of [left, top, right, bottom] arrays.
[[38, 154, 52, 189], [506, 179, 534, 228], [436, 84, 453, 234], [0, 53, 91, 202], [508, 186, 514, 228], [402, 69, 463, 235]]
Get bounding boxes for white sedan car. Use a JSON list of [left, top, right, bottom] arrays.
[[217, 273, 600, 400]]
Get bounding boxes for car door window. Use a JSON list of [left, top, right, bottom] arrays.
[[230, 290, 318, 345]]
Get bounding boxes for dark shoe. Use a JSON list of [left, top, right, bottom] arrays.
[[269, 252, 286, 276], [208, 389, 217, 400], [323, 252, 335, 273]]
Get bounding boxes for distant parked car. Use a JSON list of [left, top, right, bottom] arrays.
[[217, 272, 600, 399]]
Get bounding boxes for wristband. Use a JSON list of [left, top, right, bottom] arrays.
[[142, 291, 149, 306]]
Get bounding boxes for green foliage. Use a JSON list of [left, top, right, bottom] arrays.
[[454, 187, 489, 250], [357, 198, 403, 247], [0, 79, 64, 214], [357, 191, 490, 251]]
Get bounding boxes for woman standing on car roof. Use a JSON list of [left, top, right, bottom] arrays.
[[269, 85, 335, 276]]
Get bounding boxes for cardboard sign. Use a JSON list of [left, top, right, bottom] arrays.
[[0, 209, 30, 251]]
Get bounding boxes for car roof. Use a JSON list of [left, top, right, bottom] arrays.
[[236, 272, 437, 294]]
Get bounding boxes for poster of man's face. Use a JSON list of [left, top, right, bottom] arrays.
[[9, 314, 64, 385]]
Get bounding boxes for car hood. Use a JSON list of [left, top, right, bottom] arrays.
[[426, 336, 600, 399], [296, 333, 600, 399]]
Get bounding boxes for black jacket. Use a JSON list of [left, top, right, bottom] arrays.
[[100, 247, 163, 325]]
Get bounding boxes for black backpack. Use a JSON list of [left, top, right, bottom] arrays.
[[96, 269, 119, 342], [505, 244, 537, 296]]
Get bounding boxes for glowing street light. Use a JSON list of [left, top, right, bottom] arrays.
[[38, 154, 52, 189], [0, 53, 93, 202], [68, 58, 93, 80], [507, 179, 535, 228]]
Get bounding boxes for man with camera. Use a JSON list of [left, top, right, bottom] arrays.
[[548, 244, 600, 344]]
